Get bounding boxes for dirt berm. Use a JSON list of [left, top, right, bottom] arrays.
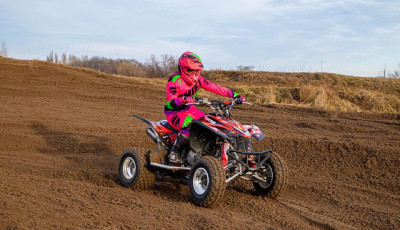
[[0, 57, 399, 229]]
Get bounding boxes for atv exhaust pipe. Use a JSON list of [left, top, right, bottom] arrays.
[[146, 127, 158, 142], [146, 127, 168, 149]]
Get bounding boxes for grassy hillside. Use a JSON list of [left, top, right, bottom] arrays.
[[201, 70, 400, 114]]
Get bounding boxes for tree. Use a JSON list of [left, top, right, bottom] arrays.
[[116, 61, 146, 76], [160, 54, 178, 77], [145, 54, 161, 77], [61, 53, 67, 64], [0, 41, 8, 57], [46, 51, 54, 62], [388, 70, 400, 79], [145, 54, 178, 78], [388, 63, 400, 79]]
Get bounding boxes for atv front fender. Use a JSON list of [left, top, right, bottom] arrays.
[[248, 124, 265, 141]]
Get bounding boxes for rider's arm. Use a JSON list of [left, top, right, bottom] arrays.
[[165, 81, 186, 110], [198, 76, 237, 98]]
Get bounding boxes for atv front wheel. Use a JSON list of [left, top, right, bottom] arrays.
[[253, 152, 288, 198], [189, 156, 226, 207], [118, 147, 154, 189]]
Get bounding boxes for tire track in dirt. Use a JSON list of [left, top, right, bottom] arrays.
[[281, 200, 356, 230]]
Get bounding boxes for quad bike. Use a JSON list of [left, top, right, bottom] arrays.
[[118, 97, 288, 207]]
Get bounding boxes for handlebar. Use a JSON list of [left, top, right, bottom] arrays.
[[186, 97, 251, 119], [187, 97, 252, 108]]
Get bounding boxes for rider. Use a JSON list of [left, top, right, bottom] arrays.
[[165, 51, 246, 164]]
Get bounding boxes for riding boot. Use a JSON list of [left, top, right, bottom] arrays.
[[169, 133, 188, 165]]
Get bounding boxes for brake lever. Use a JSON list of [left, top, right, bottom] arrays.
[[232, 99, 252, 106]]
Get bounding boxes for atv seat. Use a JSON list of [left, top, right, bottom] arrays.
[[160, 120, 179, 133]]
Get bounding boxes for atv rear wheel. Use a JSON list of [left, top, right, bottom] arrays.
[[253, 152, 288, 198], [118, 147, 154, 189], [189, 156, 226, 207]]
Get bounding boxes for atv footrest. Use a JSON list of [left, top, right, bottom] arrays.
[[150, 162, 191, 171]]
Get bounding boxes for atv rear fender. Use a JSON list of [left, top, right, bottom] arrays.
[[130, 113, 168, 150]]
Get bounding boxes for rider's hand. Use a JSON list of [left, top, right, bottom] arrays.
[[235, 95, 246, 104], [182, 96, 196, 104]]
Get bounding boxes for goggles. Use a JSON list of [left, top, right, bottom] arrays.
[[183, 67, 201, 75]]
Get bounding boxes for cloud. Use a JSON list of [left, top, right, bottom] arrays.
[[372, 27, 399, 35]]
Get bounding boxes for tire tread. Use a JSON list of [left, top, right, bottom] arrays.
[[254, 152, 288, 198], [191, 156, 226, 207], [132, 147, 155, 190]]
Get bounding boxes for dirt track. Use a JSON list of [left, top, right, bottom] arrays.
[[1, 57, 399, 229]]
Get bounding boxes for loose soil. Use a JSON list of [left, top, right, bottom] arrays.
[[1, 57, 399, 229]]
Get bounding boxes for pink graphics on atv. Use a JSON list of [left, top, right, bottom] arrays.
[[118, 97, 288, 207]]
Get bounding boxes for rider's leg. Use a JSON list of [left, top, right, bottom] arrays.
[[168, 128, 189, 164], [167, 107, 205, 164]]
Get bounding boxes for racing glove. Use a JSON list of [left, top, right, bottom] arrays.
[[231, 91, 246, 104], [234, 95, 246, 104], [179, 96, 196, 104]]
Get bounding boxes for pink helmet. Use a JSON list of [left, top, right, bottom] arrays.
[[178, 51, 204, 85]]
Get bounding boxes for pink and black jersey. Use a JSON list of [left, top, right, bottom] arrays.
[[164, 71, 236, 114]]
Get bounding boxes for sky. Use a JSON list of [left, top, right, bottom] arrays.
[[1, 0, 399, 77]]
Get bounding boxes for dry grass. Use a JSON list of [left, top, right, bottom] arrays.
[[200, 70, 400, 114]]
